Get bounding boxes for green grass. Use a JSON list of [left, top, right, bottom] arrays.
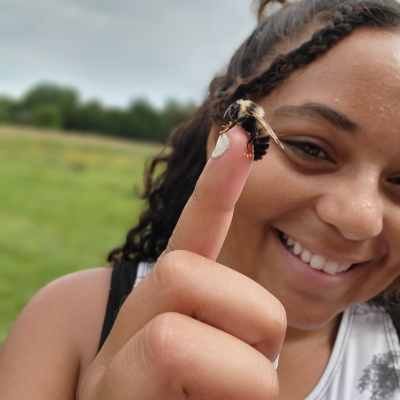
[[0, 125, 163, 345]]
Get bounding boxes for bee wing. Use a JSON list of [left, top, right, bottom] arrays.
[[249, 110, 284, 150]]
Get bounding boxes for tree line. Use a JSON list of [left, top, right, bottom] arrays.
[[0, 83, 197, 143]]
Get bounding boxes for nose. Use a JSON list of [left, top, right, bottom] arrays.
[[315, 173, 384, 241]]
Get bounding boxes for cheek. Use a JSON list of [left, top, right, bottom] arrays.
[[382, 221, 400, 272], [236, 151, 310, 221]]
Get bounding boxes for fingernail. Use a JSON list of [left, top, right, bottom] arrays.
[[272, 355, 280, 370], [212, 134, 231, 159]]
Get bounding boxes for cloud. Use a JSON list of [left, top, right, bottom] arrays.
[[0, 0, 256, 106]]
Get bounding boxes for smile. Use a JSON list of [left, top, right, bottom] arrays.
[[279, 232, 353, 275]]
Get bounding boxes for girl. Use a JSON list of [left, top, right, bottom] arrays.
[[2, 0, 400, 399]]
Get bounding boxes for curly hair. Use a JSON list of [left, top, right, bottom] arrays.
[[109, 0, 400, 295]]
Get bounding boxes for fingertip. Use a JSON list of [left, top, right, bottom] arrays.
[[204, 126, 253, 209], [211, 126, 253, 169], [226, 125, 252, 148]]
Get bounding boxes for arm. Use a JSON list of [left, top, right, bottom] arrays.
[[0, 267, 112, 400]]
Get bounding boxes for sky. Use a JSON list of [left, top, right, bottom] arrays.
[[0, 0, 266, 107]]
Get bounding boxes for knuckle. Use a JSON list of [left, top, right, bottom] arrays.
[[272, 300, 287, 338], [154, 250, 195, 291], [262, 296, 287, 342], [254, 296, 287, 357], [191, 181, 206, 207], [142, 312, 190, 373], [191, 177, 232, 214]]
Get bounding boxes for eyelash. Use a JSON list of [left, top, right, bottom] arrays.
[[287, 142, 400, 187], [281, 139, 400, 190], [284, 140, 331, 161], [388, 177, 400, 186]]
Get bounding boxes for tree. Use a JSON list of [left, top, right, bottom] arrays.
[[159, 99, 196, 141], [123, 98, 161, 141], [3, 81, 198, 144], [76, 100, 106, 133], [30, 104, 63, 129], [21, 82, 79, 129], [0, 96, 15, 123]]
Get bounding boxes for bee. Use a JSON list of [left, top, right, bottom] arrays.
[[221, 99, 284, 161]]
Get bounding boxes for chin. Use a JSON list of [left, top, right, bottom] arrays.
[[280, 295, 346, 330]]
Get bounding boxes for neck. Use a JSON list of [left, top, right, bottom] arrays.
[[283, 312, 342, 345], [277, 313, 343, 400]]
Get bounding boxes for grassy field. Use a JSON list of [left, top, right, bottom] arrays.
[[0, 125, 163, 345]]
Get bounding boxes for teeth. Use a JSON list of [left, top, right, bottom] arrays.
[[294, 241, 302, 255], [282, 233, 352, 275], [339, 263, 352, 272], [311, 255, 326, 271], [323, 260, 339, 275], [301, 250, 313, 263]]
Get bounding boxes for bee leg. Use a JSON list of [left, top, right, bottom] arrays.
[[244, 137, 255, 159], [245, 142, 251, 155], [225, 116, 253, 135], [243, 129, 258, 158], [219, 121, 235, 135]]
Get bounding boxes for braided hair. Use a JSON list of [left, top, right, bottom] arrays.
[[109, 1, 400, 298]]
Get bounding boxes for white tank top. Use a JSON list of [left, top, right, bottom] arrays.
[[133, 262, 400, 400]]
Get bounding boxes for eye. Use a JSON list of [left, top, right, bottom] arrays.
[[385, 177, 400, 203], [388, 177, 400, 185], [283, 140, 333, 162]]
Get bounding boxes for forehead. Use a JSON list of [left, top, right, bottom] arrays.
[[317, 28, 400, 97], [261, 28, 400, 149], [264, 28, 400, 115]]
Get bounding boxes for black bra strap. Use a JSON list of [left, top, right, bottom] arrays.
[[97, 262, 139, 353]]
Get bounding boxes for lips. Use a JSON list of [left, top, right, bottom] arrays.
[[275, 228, 375, 276], [278, 231, 360, 275]]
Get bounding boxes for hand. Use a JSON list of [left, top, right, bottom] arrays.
[[79, 127, 286, 400]]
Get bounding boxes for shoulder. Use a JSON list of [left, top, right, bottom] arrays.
[[24, 266, 113, 349], [0, 267, 113, 399]]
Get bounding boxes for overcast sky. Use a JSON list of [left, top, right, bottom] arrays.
[[0, 0, 263, 107]]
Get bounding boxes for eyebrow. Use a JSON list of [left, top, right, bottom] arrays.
[[272, 102, 359, 133]]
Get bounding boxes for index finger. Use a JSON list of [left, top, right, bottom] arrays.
[[164, 126, 253, 261]]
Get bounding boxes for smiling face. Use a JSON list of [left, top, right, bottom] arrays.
[[208, 28, 400, 330]]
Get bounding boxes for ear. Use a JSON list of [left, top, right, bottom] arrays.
[[206, 124, 222, 159]]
